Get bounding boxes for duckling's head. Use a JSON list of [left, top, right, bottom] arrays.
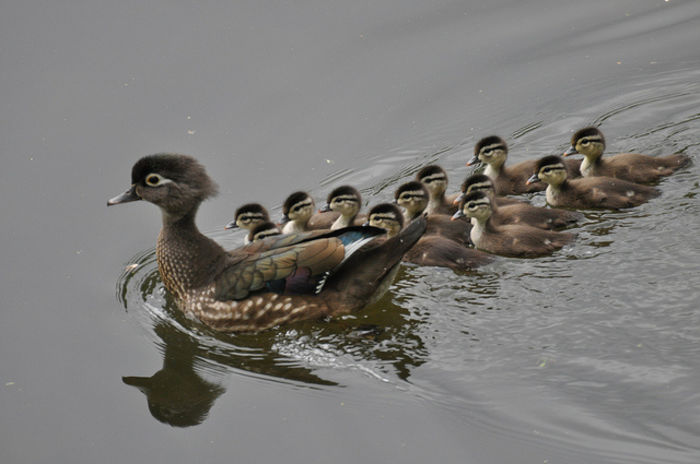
[[528, 155, 569, 186], [108, 154, 219, 221], [416, 165, 448, 197], [564, 127, 606, 159], [367, 203, 404, 238], [462, 173, 496, 196], [469, 136, 508, 168], [458, 190, 493, 223], [394, 181, 429, 218], [248, 221, 282, 242], [325, 185, 362, 217], [225, 203, 270, 230], [282, 191, 315, 225]]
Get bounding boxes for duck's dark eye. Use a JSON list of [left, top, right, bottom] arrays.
[[580, 139, 590, 146], [145, 174, 161, 186], [542, 167, 552, 173], [483, 148, 492, 154]]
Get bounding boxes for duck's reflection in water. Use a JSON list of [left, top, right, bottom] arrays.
[[121, 263, 429, 427]]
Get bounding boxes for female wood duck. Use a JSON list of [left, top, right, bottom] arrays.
[[225, 203, 271, 244], [107, 154, 426, 332], [563, 126, 690, 183], [415, 165, 459, 215], [368, 203, 492, 271], [527, 155, 661, 209], [459, 174, 582, 230], [453, 191, 575, 258], [468, 135, 582, 195], [394, 181, 470, 247], [319, 185, 367, 230]]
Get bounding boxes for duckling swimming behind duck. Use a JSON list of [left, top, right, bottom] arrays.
[[247, 221, 283, 242], [320, 185, 367, 230], [468, 136, 582, 195], [368, 203, 492, 271], [415, 165, 459, 215], [563, 127, 690, 183], [225, 203, 271, 244], [528, 155, 661, 210], [461, 174, 582, 230], [394, 181, 470, 247], [453, 191, 575, 258], [108, 153, 426, 332]]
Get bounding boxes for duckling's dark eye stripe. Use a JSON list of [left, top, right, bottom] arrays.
[[332, 195, 359, 203], [370, 214, 398, 222], [481, 144, 504, 154], [292, 200, 313, 212], [255, 230, 278, 239], [469, 182, 491, 191], [240, 213, 265, 222], [467, 199, 490, 208], [421, 174, 446, 183], [541, 164, 565, 174], [399, 190, 426, 201]]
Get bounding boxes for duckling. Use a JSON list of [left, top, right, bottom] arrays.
[[467, 136, 582, 195], [563, 126, 691, 183], [415, 165, 459, 215], [225, 203, 271, 244], [248, 221, 282, 242], [394, 181, 470, 247], [527, 155, 660, 209], [454, 173, 528, 208], [108, 153, 426, 332], [453, 191, 575, 258], [368, 203, 491, 271], [460, 174, 582, 230], [280, 191, 318, 233], [320, 185, 367, 230]]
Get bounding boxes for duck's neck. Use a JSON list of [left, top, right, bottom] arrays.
[[282, 219, 307, 234], [156, 208, 227, 298], [331, 212, 356, 230], [426, 192, 446, 215], [484, 162, 502, 179], [470, 216, 488, 245], [402, 208, 422, 224], [580, 155, 600, 177], [545, 181, 566, 205]]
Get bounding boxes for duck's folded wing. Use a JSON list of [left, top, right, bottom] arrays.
[[215, 237, 345, 300], [216, 226, 385, 300]]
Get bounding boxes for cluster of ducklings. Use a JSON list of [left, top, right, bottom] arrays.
[[108, 126, 691, 332], [227, 127, 689, 270]]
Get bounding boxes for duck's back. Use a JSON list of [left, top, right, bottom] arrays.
[[591, 152, 690, 183], [567, 177, 660, 209], [403, 235, 492, 271], [476, 222, 574, 258]]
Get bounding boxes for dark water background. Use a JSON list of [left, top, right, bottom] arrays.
[[2, 1, 700, 462]]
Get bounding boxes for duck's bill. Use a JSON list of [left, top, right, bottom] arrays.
[[526, 174, 540, 185], [563, 146, 578, 157], [224, 220, 239, 230], [466, 155, 480, 166], [452, 192, 465, 205], [451, 210, 465, 221], [107, 185, 140, 206]]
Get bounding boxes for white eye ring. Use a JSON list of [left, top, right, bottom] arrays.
[[144, 173, 172, 187]]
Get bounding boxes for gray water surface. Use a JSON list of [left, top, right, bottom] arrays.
[[2, 1, 700, 463]]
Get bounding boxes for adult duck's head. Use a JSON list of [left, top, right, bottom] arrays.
[[108, 154, 219, 222]]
